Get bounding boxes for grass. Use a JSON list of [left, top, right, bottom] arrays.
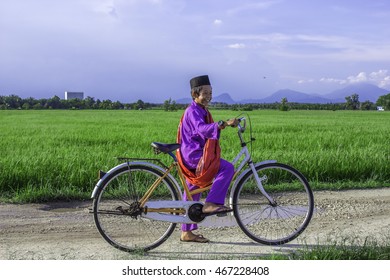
[[267, 236, 390, 260], [0, 109, 389, 202]]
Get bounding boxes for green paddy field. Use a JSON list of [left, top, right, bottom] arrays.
[[0, 109, 389, 202]]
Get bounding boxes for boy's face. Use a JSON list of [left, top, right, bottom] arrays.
[[195, 85, 212, 107]]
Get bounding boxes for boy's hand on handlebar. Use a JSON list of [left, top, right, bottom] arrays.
[[227, 118, 239, 128]]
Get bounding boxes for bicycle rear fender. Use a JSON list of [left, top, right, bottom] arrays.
[[91, 161, 182, 199], [228, 160, 277, 203]]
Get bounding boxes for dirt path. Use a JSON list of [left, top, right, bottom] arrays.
[[1, 188, 389, 260]]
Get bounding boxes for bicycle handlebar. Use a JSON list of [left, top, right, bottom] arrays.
[[237, 117, 246, 133], [224, 116, 246, 135]]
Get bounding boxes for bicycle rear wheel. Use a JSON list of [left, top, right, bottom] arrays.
[[93, 163, 179, 252], [233, 162, 314, 245]]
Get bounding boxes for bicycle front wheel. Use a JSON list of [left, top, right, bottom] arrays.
[[233, 163, 314, 245], [93, 163, 179, 252]]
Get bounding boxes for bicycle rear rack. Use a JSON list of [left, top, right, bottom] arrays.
[[116, 157, 169, 169]]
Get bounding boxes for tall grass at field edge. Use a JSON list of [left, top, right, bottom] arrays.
[[283, 236, 390, 260]]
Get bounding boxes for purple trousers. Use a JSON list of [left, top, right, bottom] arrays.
[[181, 158, 234, 232]]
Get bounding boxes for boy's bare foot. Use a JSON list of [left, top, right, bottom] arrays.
[[202, 202, 231, 214], [180, 231, 209, 243]]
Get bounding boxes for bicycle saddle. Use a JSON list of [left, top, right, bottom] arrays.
[[151, 142, 181, 154]]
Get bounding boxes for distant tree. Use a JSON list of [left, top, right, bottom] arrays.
[[83, 96, 96, 109], [123, 103, 132, 110], [24, 97, 37, 108], [112, 101, 123, 110], [66, 98, 82, 109], [376, 93, 390, 110], [280, 97, 289, 111], [22, 102, 31, 110], [163, 98, 171, 111], [47, 95, 62, 109], [163, 98, 177, 111], [33, 103, 43, 110], [100, 99, 113, 109], [94, 99, 101, 109], [231, 104, 240, 111], [242, 104, 253, 111], [133, 99, 145, 110], [3, 94, 22, 109], [0, 96, 7, 109], [345, 93, 360, 110], [360, 100, 375, 110]]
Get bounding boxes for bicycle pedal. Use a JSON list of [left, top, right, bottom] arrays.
[[202, 209, 233, 218], [216, 212, 228, 217]]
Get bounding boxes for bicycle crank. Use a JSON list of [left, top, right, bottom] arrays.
[[141, 201, 238, 228]]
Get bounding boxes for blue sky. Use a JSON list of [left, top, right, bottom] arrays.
[[1, 0, 390, 102]]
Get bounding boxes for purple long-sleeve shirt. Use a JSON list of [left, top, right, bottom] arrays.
[[179, 101, 220, 170]]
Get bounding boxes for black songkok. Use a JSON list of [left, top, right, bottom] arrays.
[[190, 75, 211, 89]]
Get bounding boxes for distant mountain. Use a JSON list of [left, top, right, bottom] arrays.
[[256, 89, 332, 104], [212, 93, 236, 104], [324, 83, 389, 103], [175, 83, 389, 104], [176, 92, 235, 105], [176, 97, 192, 104], [254, 84, 389, 103]]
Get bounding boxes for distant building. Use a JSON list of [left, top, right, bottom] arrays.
[[65, 91, 84, 100]]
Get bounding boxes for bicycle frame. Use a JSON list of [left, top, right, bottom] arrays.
[[91, 117, 277, 225]]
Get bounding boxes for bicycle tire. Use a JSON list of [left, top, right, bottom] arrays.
[[93, 163, 179, 252], [233, 162, 314, 245]]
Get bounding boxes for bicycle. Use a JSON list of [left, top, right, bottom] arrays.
[[91, 116, 314, 252]]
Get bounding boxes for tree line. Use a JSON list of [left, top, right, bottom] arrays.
[[0, 95, 157, 110], [1, 93, 389, 111]]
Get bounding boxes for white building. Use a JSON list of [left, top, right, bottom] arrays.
[[65, 91, 84, 100]]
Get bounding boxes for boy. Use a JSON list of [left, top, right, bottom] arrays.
[[177, 75, 238, 242]]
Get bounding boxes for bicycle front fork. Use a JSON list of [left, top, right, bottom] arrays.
[[249, 163, 277, 206]]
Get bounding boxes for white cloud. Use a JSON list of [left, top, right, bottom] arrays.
[[93, 0, 118, 17], [319, 78, 347, 85], [227, 43, 246, 49], [369, 69, 389, 80], [347, 72, 368, 83], [216, 33, 291, 43], [298, 79, 314, 84], [369, 70, 390, 88], [214, 19, 223, 25], [380, 76, 390, 88], [320, 70, 390, 88]]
